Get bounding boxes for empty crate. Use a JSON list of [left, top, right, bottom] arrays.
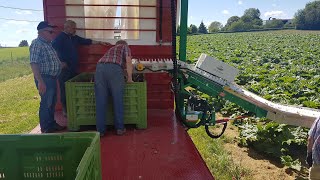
[[0, 132, 101, 180]]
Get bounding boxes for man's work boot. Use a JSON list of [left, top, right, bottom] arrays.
[[62, 107, 67, 117], [116, 128, 126, 136], [54, 122, 66, 131]]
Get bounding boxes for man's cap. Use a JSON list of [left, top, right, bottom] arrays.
[[37, 21, 57, 31]]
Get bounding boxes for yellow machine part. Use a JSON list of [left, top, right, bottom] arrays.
[[136, 63, 145, 71]]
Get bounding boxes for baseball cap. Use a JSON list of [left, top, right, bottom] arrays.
[[37, 21, 57, 31]]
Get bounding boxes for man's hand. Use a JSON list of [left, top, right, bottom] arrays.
[[30, 64, 47, 95], [38, 80, 46, 95], [99, 41, 111, 46], [126, 55, 133, 83], [93, 40, 111, 46], [306, 152, 313, 167]]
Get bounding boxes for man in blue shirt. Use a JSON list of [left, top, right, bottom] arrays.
[[30, 21, 65, 133], [307, 116, 320, 180], [52, 20, 109, 116]]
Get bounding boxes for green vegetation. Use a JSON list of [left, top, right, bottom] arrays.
[[0, 75, 39, 134], [185, 30, 320, 108], [238, 119, 308, 171], [295, 1, 320, 30], [0, 47, 29, 61], [208, 21, 223, 33], [198, 21, 208, 34], [224, 8, 263, 32], [189, 127, 252, 180], [185, 30, 319, 176], [0, 47, 36, 134], [185, 1, 320, 34], [0, 47, 31, 82], [18, 40, 29, 47]]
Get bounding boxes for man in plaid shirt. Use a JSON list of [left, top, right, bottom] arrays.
[[30, 21, 65, 133], [95, 40, 133, 137], [307, 116, 320, 179]]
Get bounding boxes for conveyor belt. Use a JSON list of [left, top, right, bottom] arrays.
[[179, 61, 320, 128]]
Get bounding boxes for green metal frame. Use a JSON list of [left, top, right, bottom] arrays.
[[179, 0, 188, 61], [175, 0, 267, 136], [176, 71, 217, 127], [175, 69, 268, 127]]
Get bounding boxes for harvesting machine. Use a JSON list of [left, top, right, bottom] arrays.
[[1, 0, 319, 179]]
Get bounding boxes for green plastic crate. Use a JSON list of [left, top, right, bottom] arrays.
[[0, 132, 101, 180], [66, 73, 147, 131]]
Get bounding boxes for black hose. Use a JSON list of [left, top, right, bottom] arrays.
[[171, 0, 177, 91], [205, 122, 227, 138], [171, 0, 183, 124]]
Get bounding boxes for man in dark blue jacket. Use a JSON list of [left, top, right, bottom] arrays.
[[52, 20, 109, 116]]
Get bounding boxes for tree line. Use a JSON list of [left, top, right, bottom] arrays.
[[178, 1, 320, 34]]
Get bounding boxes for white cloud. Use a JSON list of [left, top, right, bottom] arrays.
[[15, 10, 32, 15], [0, 41, 20, 47], [6, 20, 30, 25], [222, 10, 230, 15], [204, 21, 211, 27], [16, 29, 31, 34], [238, 1, 243, 5], [264, 11, 286, 18]]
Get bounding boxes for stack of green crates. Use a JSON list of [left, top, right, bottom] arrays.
[[0, 132, 101, 180], [66, 73, 147, 131]]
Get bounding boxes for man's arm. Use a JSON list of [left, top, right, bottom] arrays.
[[306, 117, 319, 166], [30, 42, 46, 95], [92, 40, 111, 46], [307, 137, 314, 153], [126, 55, 133, 83], [52, 33, 68, 69], [124, 44, 133, 82], [306, 136, 314, 167], [76, 35, 111, 45], [30, 63, 46, 95], [308, 118, 319, 153]]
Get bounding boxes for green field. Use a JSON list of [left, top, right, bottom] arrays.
[[0, 47, 29, 61], [185, 30, 320, 108], [184, 30, 320, 178], [0, 47, 31, 82], [0, 47, 36, 133], [0, 75, 39, 134]]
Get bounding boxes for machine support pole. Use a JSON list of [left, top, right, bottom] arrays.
[[179, 0, 188, 61]]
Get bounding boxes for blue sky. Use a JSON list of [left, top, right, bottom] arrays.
[[188, 0, 315, 26], [0, 0, 315, 47]]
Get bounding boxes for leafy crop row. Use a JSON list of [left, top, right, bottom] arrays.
[[182, 30, 320, 170], [184, 30, 320, 108]]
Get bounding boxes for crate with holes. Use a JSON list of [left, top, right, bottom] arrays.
[[0, 132, 101, 180], [66, 73, 147, 131]]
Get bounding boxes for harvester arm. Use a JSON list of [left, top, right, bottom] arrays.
[[131, 55, 320, 128], [177, 59, 320, 128]]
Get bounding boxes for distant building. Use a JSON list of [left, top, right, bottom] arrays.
[[264, 17, 293, 25]]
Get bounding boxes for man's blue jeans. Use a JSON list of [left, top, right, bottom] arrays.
[[35, 75, 57, 132], [58, 68, 77, 111], [95, 63, 125, 134]]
